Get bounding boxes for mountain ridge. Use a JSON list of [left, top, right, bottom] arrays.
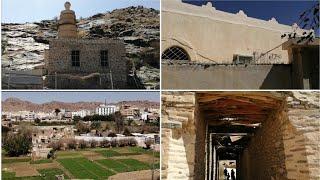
[[2, 97, 159, 112]]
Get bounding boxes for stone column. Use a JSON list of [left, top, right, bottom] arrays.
[[161, 92, 197, 180]]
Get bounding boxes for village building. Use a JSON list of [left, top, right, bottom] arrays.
[[120, 105, 140, 120], [44, 2, 127, 89], [95, 104, 118, 116], [161, 91, 320, 180], [32, 126, 74, 148], [31, 125, 74, 158], [161, 0, 319, 89], [72, 109, 92, 118]]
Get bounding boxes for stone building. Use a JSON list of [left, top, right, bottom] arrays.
[[44, 2, 127, 89], [161, 0, 319, 89], [161, 91, 320, 180]]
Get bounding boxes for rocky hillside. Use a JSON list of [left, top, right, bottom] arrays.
[[2, 97, 160, 113], [1, 6, 160, 88]]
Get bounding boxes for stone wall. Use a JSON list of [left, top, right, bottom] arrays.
[[283, 92, 320, 180], [45, 38, 127, 88], [194, 94, 206, 180], [44, 73, 127, 89], [240, 91, 320, 180], [161, 92, 197, 179], [162, 61, 292, 89], [46, 39, 126, 74], [162, 0, 307, 64], [241, 107, 288, 180]]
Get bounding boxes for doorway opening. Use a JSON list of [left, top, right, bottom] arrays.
[[196, 92, 285, 180]]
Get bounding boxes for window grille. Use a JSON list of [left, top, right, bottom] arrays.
[[71, 50, 80, 67], [100, 50, 109, 67], [162, 46, 190, 60]]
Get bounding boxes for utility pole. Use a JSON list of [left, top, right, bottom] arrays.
[[55, 72, 57, 89], [151, 138, 155, 180]]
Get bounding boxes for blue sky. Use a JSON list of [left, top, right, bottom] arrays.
[[184, 0, 317, 26], [2, 0, 160, 23], [2, 92, 160, 104]]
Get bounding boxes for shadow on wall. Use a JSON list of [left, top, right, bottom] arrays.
[[260, 65, 292, 89]]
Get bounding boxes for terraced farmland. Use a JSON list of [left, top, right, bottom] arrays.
[[58, 157, 114, 179], [2, 147, 160, 180]]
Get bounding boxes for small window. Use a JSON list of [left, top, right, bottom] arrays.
[[71, 50, 80, 67], [233, 55, 253, 65], [162, 46, 190, 60], [100, 50, 109, 67]]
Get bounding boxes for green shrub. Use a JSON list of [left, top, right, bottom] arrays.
[[128, 138, 137, 146], [110, 139, 117, 147], [100, 139, 110, 148], [66, 139, 77, 150], [90, 140, 98, 148], [78, 140, 87, 149]]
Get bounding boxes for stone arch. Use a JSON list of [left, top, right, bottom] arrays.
[[162, 46, 190, 60]]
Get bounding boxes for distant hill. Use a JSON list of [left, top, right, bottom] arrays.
[[2, 97, 159, 112]]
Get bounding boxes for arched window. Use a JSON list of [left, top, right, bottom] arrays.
[[162, 46, 190, 60]]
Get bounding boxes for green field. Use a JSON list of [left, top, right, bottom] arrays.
[[96, 158, 151, 173], [128, 147, 160, 157], [37, 168, 69, 180], [30, 159, 53, 164], [58, 157, 114, 179], [95, 149, 141, 157], [118, 159, 150, 171], [95, 149, 121, 157], [2, 157, 31, 164], [2, 168, 68, 180], [2, 147, 159, 179]]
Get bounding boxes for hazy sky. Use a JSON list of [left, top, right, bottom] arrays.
[[2, 0, 160, 23], [2, 91, 160, 104]]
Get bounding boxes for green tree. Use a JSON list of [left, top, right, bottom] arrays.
[[34, 118, 41, 124], [90, 121, 102, 132], [75, 121, 90, 134], [3, 130, 32, 157], [114, 111, 124, 133], [54, 109, 61, 116], [73, 116, 82, 122], [123, 127, 132, 136]]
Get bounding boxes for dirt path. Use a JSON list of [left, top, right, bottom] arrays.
[[108, 170, 160, 180]]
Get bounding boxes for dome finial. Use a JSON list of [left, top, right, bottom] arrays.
[[65, 1, 71, 10]]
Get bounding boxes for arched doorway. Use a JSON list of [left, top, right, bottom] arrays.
[[162, 46, 190, 60]]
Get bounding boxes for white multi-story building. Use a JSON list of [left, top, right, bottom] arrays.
[[72, 110, 92, 118], [96, 105, 117, 116], [24, 111, 36, 121]]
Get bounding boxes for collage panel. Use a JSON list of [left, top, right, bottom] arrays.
[[161, 91, 320, 180], [2, 91, 160, 179], [2, 0, 160, 89], [161, 0, 319, 90], [1, 0, 320, 180]]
